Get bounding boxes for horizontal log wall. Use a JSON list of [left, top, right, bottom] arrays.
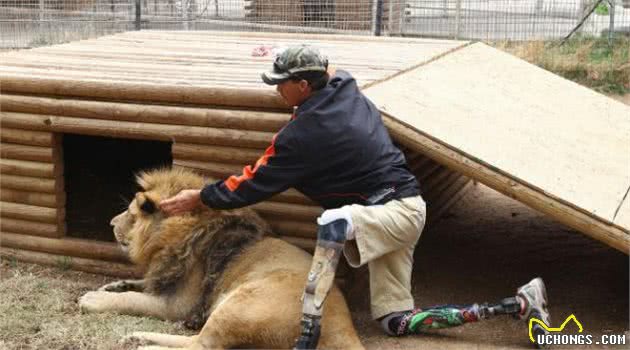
[[0, 104, 471, 270], [0, 126, 64, 238]]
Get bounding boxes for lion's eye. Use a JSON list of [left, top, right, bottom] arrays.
[[140, 199, 157, 214]]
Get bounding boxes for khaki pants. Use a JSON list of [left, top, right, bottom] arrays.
[[343, 195, 426, 319]]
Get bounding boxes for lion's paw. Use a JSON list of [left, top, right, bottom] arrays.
[[120, 332, 151, 348], [78, 291, 114, 313], [98, 280, 137, 292]]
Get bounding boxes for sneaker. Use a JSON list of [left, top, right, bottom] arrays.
[[517, 277, 550, 348]]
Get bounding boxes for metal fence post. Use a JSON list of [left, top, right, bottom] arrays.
[[374, 0, 384, 36], [135, 0, 142, 30], [608, 0, 615, 44], [39, 0, 45, 37], [455, 0, 462, 40]]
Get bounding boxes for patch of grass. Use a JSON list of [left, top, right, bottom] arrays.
[[595, 2, 609, 16], [56, 256, 72, 271], [495, 35, 630, 94], [0, 260, 193, 350], [1, 255, 18, 268]]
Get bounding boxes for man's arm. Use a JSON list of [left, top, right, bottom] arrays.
[[161, 127, 307, 214], [200, 128, 307, 209]]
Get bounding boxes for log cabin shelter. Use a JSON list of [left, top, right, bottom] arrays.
[[0, 31, 628, 277]]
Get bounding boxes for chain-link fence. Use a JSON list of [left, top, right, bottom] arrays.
[[405, 0, 630, 40], [1, 1, 629, 49]]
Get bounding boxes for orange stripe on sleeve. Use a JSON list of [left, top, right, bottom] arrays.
[[224, 134, 278, 192]]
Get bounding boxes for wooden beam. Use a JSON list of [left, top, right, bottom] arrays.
[[416, 162, 443, 183], [0, 188, 58, 208], [51, 133, 66, 237], [0, 158, 55, 178], [0, 112, 274, 149], [0, 174, 56, 193], [0, 218, 59, 238], [0, 142, 53, 162], [0, 94, 289, 132], [408, 155, 433, 174], [173, 143, 263, 164], [0, 201, 58, 224], [0, 75, 287, 110], [0, 127, 53, 147], [251, 201, 323, 221], [0, 247, 140, 278], [0, 232, 128, 263], [421, 166, 456, 193], [426, 172, 463, 203], [427, 179, 474, 225], [173, 159, 243, 179]]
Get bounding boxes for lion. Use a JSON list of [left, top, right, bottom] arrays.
[[78, 168, 364, 350]]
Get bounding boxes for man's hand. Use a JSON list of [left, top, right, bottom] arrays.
[[159, 189, 202, 216], [327, 65, 336, 77]]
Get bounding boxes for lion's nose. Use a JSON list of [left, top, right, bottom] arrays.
[[110, 213, 123, 227]]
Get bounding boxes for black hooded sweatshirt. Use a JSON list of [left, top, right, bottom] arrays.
[[200, 70, 420, 210]]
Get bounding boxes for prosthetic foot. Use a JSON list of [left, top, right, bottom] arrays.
[[294, 217, 349, 350]]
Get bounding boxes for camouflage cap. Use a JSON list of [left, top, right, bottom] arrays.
[[261, 45, 328, 85]]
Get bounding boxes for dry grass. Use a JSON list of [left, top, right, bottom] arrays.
[[0, 258, 193, 350], [496, 35, 630, 94]]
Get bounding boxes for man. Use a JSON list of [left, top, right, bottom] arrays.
[[160, 45, 550, 349]]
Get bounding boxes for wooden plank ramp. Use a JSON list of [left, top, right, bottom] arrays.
[[365, 42, 630, 253]]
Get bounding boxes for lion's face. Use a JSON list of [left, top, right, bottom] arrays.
[[110, 168, 209, 265], [110, 192, 156, 256]]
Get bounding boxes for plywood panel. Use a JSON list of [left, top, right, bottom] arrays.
[[365, 43, 630, 233]]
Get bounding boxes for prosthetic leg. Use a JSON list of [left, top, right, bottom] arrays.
[[383, 297, 522, 336], [294, 217, 349, 350]]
